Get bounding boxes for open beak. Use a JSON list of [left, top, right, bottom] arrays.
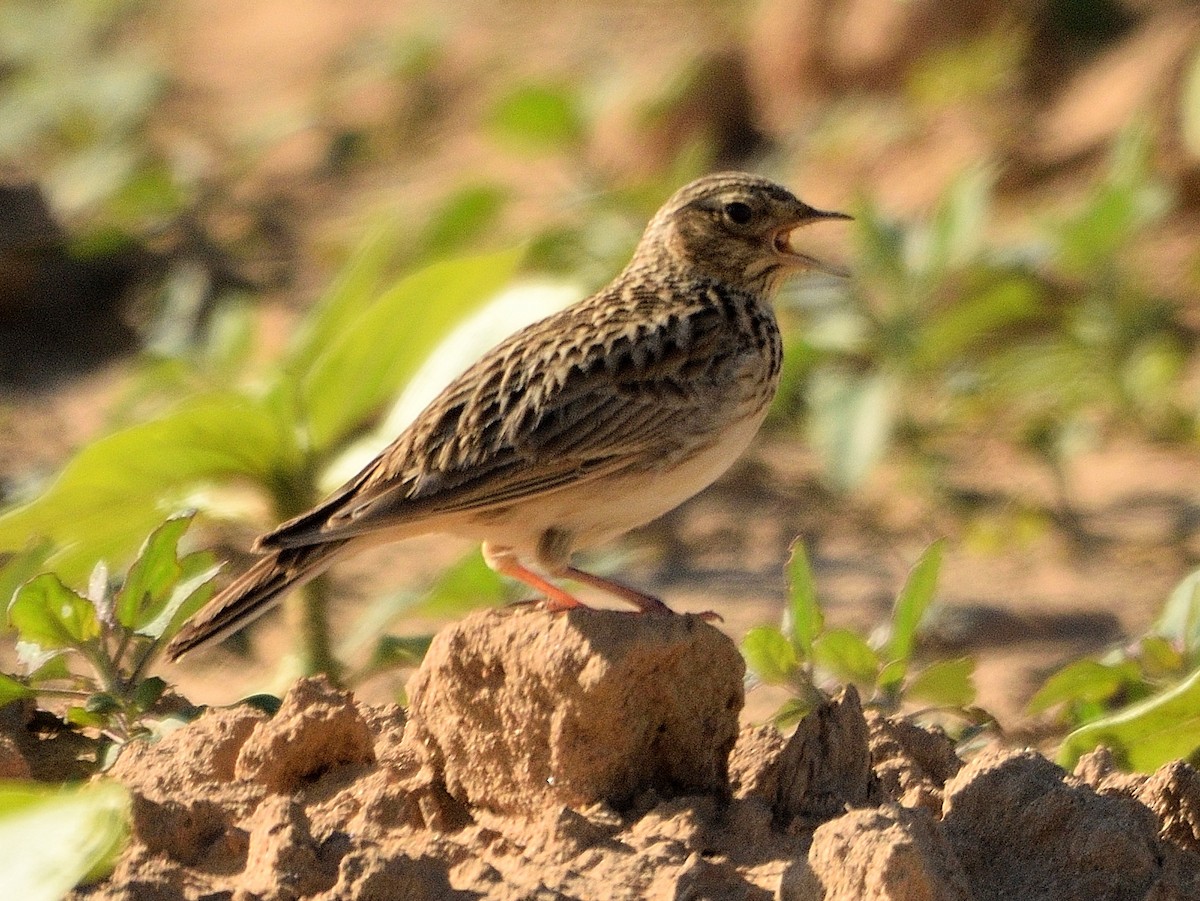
[[774, 206, 853, 278]]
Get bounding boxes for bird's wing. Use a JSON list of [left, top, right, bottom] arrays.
[[260, 294, 749, 551]]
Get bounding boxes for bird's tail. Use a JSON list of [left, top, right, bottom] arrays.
[[165, 541, 346, 662]]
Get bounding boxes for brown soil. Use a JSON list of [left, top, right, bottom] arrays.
[[39, 609, 1198, 900]]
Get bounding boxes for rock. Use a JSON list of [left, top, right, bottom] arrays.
[[403, 606, 744, 816], [867, 711, 962, 816], [773, 686, 882, 827], [236, 675, 376, 793], [942, 748, 1192, 901], [729, 723, 787, 800], [780, 804, 972, 901], [1076, 748, 1200, 856]]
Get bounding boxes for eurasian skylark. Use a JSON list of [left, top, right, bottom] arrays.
[[167, 172, 849, 660]]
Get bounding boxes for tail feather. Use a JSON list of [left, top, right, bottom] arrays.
[[165, 541, 346, 661]]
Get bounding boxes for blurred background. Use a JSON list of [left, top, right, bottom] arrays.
[[0, 0, 1198, 737]]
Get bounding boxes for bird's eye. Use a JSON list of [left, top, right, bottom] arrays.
[[722, 201, 754, 225]]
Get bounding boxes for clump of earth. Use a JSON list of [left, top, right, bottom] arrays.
[[3, 607, 1194, 900]]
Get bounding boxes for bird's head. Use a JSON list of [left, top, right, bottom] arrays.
[[637, 172, 851, 294]]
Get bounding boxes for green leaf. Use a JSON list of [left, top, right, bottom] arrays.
[[741, 626, 799, 684], [339, 552, 506, 661], [808, 367, 897, 490], [906, 657, 975, 707], [488, 82, 584, 151], [284, 223, 398, 377], [141, 556, 221, 641], [0, 780, 130, 899], [0, 392, 291, 582], [915, 276, 1042, 370], [115, 514, 195, 630], [812, 628, 880, 684], [1027, 659, 1144, 716], [1058, 666, 1200, 772], [409, 551, 507, 618], [1155, 568, 1200, 660], [785, 541, 822, 659], [0, 674, 34, 707], [300, 247, 524, 452], [0, 541, 53, 619], [885, 540, 945, 671], [8, 574, 99, 649], [364, 634, 433, 676], [419, 184, 508, 259], [770, 696, 812, 731]]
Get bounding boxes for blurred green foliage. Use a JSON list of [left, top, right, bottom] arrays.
[[0, 779, 130, 901], [1031, 566, 1200, 771], [780, 125, 1190, 498], [0, 236, 522, 675]]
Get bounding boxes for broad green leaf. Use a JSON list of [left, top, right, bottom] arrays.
[[741, 626, 798, 684], [0, 674, 33, 706], [285, 222, 398, 376], [0, 392, 290, 582], [808, 367, 897, 490], [1155, 568, 1200, 659], [0, 780, 130, 900], [1058, 666, 1200, 772], [1028, 659, 1145, 716], [363, 634, 434, 678], [1138, 636, 1184, 679], [143, 556, 221, 640], [885, 540, 945, 672], [300, 247, 524, 452], [420, 184, 508, 259], [906, 657, 975, 707], [876, 659, 907, 695], [771, 696, 812, 731], [0, 541, 53, 620], [8, 574, 98, 649], [785, 541, 822, 659], [338, 552, 506, 661], [115, 514, 195, 630], [812, 628, 880, 684]]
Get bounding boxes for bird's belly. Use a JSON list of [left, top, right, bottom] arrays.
[[455, 406, 770, 556]]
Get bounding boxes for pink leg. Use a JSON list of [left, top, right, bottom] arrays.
[[562, 566, 675, 614], [485, 545, 591, 612]]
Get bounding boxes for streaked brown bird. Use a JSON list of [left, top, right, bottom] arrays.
[[167, 172, 849, 660]]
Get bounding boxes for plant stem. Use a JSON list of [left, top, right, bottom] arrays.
[[287, 575, 340, 682]]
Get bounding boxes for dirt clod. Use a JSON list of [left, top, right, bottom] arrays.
[[773, 686, 882, 826], [403, 606, 745, 816], [236, 675, 375, 793], [943, 748, 1200, 901], [784, 803, 973, 901], [72, 612, 1200, 900]]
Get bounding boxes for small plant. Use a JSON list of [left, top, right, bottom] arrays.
[[0, 514, 218, 744], [1030, 566, 1200, 771], [742, 538, 982, 729]]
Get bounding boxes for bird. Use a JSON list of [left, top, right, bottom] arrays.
[[166, 172, 849, 661]]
